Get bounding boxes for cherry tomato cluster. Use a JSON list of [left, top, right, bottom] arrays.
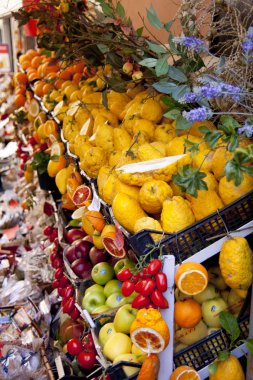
[[17, 141, 29, 174], [43, 225, 58, 242], [51, 240, 80, 320], [67, 334, 97, 371], [117, 259, 168, 309]]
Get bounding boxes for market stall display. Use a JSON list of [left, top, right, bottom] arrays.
[[0, 0, 252, 379]]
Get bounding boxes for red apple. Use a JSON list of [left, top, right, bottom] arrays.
[[71, 258, 92, 279], [65, 228, 87, 244], [89, 247, 109, 265], [74, 239, 92, 260], [83, 235, 93, 243], [65, 245, 77, 263]]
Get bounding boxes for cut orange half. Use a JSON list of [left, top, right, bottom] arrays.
[[175, 262, 208, 296], [102, 234, 126, 258], [131, 327, 166, 354], [72, 185, 92, 207], [170, 365, 200, 380]]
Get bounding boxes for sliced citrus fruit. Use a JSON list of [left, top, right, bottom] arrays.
[[170, 365, 200, 380], [72, 206, 86, 220], [175, 262, 208, 296], [131, 327, 166, 354], [82, 210, 106, 236], [72, 185, 92, 207], [92, 230, 104, 249], [51, 142, 65, 157], [101, 225, 126, 258], [28, 98, 40, 118]]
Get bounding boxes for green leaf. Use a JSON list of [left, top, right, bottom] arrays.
[[160, 96, 182, 110], [153, 81, 177, 94], [50, 155, 60, 162], [219, 311, 240, 344], [100, 3, 113, 16], [201, 128, 223, 149], [97, 44, 109, 54], [171, 85, 191, 101], [184, 139, 200, 155], [136, 27, 144, 37], [164, 20, 173, 32], [155, 56, 169, 76], [172, 165, 208, 197], [174, 115, 191, 133], [245, 338, 253, 355], [218, 351, 230, 361], [163, 108, 181, 119], [168, 66, 187, 83], [146, 4, 163, 29], [139, 58, 157, 68], [41, 49, 52, 58], [209, 362, 218, 375], [116, 2, 125, 18], [227, 134, 239, 152], [220, 115, 241, 130], [147, 41, 166, 54]]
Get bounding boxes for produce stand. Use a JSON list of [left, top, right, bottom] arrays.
[[0, 1, 252, 379]]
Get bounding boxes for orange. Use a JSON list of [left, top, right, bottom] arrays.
[[130, 308, 170, 354], [45, 72, 58, 80], [174, 299, 202, 328], [14, 72, 28, 85], [102, 227, 126, 258], [15, 85, 26, 95], [43, 83, 54, 95], [61, 193, 76, 210], [34, 81, 45, 97], [72, 185, 92, 206], [59, 70, 72, 80], [44, 120, 58, 137], [55, 79, 65, 90], [47, 155, 67, 177], [66, 170, 83, 198], [73, 62, 85, 72], [20, 60, 31, 70], [25, 49, 38, 60], [72, 72, 82, 84], [136, 354, 159, 380], [82, 211, 106, 236], [28, 71, 40, 81], [15, 94, 26, 107], [60, 80, 73, 90], [170, 365, 200, 380], [175, 262, 208, 296], [31, 55, 43, 69]]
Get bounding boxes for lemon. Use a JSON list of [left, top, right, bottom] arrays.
[[28, 98, 40, 118]]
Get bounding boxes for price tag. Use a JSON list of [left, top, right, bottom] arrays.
[[75, 303, 95, 328], [55, 354, 65, 379]]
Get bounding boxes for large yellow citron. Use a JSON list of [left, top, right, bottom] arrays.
[[218, 173, 253, 205], [209, 355, 245, 380], [186, 189, 223, 221], [139, 180, 173, 214], [219, 236, 253, 290], [112, 193, 147, 233], [161, 196, 195, 233]]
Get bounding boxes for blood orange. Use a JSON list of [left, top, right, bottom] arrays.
[[102, 229, 126, 258], [72, 185, 92, 207]]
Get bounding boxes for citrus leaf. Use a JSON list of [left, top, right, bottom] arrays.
[[116, 2, 125, 18], [136, 27, 144, 36], [100, 3, 113, 16], [171, 85, 191, 101], [163, 108, 181, 119], [146, 4, 163, 29], [209, 362, 218, 375], [174, 115, 191, 133], [218, 351, 230, 361], [155, 56, 169, 76], [164, 20, 173, 32], [153, 81, 177, 94], [168, 66, 187, 83], [147, 41, 166, 54], [139, 58, 157, 68], [172, 165, 207, 197], [219, 311, 240, 344]]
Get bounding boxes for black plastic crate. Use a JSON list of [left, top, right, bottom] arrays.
[[106, 361, 141, 380], [128, 191, 253, 263], [174, 317, 249, 371]]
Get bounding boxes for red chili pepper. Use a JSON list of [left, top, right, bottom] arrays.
[[117, 268, 132, 281], [63, 297, 75, 314], [151, 290, 168, 309], [155, 273, 167, 292], [122, 281, 135, 297], [147, 259, 162, 276], [139, 279, 156, 297], [132, 294, 150, 309]]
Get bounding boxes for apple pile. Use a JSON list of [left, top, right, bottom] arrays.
[[117, 259, 169, 309], [64, 228, 109, 279], [82, 259, 135, 314]]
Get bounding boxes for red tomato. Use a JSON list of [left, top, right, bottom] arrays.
[[139, 279, 156, 297], [63, 297, 75, 314], [77, 350, 96, 370], [147, 259, 162, 275], [55, 268, 64, 279], [155, 273, 167, 292], [122, 281, 135, 297], [52, 279, 60, 289], [64, 285, 75, 298], [132, 294, 150, 309], [151, 290, 168, 309], [117, 268, 132, 281], [51, 258, 63, 269], [67, 338, 82, 356], [59, 275, 70, 288], [70, 306, 80, 320], [82, 334, 95, 351]]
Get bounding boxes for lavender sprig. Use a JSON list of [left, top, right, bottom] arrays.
[[238, 123, 253, 138], [173, 36, 208, 53], [242, 26, 253, 62], [182, 106, 213, 123]]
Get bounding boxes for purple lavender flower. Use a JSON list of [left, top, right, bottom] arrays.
[[182, 106, 213, 123], [243, 26, 253, 61], [196, 83, 222, 99], [179, 92, 197, 103], [173, 36, 207, 53], [238, 124, 253, 138]]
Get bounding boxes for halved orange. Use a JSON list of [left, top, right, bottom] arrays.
[[175, 262, 208, 296], [170, 365, 200, 380], [72, 185, 92, 207], [131, 327, 167, 354], [102, 227, 126, 258]]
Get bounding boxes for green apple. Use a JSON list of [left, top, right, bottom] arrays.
[[113, 353, 140, 377], [175, 288, 192, 301], [91, 262, 114, 285], [82, 291, 106, 313], [114, 304, 137, 334], [125, 291, 138, 303], [131, 344, 147, 363], [92, 305, 110, 314], [114, 259, 135, 275], [106, 292, 127, 308], [193, 284, 220, 304], [202, 297, 228, 327], [103, 332, 132, 361], [175, 320, 208, 345], [104, 280, 122, 298], [85, 284, 104, 296], [99, 322, 117, 347], [208, 267, 227, 290]]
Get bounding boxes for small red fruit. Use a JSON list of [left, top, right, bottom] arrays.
[[117, 268, 132, 281], [67, 338, 83, 356]]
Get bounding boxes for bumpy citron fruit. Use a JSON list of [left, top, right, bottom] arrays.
[[161, 196, 195, 233], [139, 180, 173, 214], [209, 354, 245, 380]]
